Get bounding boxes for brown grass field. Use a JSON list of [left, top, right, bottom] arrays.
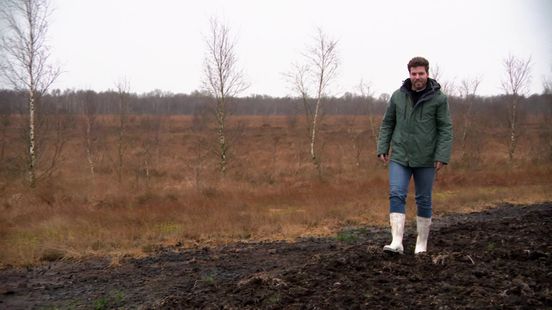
[[0, 114, 551, 267]]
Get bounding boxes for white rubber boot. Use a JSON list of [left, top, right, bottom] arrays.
[[415, 216, 432, 254], [383, 213, 405, 254]]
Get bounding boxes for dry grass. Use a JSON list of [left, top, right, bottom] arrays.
[[0, 114, 550, 267]]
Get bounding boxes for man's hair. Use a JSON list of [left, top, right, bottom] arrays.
[[407, 57, 429, 73]]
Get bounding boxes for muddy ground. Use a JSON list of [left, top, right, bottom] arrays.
[[1, 202, 550, 309]]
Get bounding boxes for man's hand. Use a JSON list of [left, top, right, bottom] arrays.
[[378, 154, 389, 164], [434, 161, 444, 171]]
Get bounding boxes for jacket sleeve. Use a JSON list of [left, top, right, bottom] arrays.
[[434, 96, 453, 163], [376, 97, 396, 155]]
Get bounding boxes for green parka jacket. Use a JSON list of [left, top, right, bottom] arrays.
[[377, 78, 453, 167]]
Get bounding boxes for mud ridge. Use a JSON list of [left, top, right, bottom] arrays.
[[0, 202, 550, 309]]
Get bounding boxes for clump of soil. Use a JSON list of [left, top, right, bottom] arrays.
[[1, 203, 550, 309]]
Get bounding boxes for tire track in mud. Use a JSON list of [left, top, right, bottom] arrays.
[[1, 203, 550, 309]]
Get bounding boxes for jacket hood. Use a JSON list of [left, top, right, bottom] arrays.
[[400, 78, 441, 94]]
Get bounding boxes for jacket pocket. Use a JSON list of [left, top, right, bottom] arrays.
[[419, 103, 437, 123]]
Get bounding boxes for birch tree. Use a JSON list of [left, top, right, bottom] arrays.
[[202, 18, 247, 175], [501, 55, 531, 163], [288, 29, 339, 165], [0, 0, 61, 187]]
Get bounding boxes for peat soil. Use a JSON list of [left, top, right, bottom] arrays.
[[0, 202, 550, 309]]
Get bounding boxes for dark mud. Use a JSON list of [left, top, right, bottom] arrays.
[[1, 203, 550, 309]]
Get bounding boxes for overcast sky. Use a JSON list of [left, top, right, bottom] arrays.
[[43, 0, 552, 96]]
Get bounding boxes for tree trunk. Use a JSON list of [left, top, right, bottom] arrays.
[[461, 101, 474, 158], [85, 118, 95, 179], [28, 89, 37, 187], [368, 115, 378, 147], [217, 98, 227, 175], [117, 116, 124, 183], [508, 96, 518, 163], [310, 97, 321, 161], [0, 117, 8, 161]]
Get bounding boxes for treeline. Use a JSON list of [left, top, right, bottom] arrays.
[[0, 89, 385, 116], [0, 89, 550, 117]]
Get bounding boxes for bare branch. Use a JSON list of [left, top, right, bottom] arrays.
[[542, 75, 552, 95], [501, 54, 532, 96], [202, 18, 248, 100], [459, 77, 482, 98], [430, 63, 441, 82]]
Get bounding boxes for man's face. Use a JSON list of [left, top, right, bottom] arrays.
[[409, 66, 428, 91]]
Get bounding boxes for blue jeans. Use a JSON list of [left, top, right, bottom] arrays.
[[389, 161, 436, 218]]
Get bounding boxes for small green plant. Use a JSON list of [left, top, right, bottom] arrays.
[[201, 273, 217, 285], [92, 290, 125, 309], [266, 292, 281, 305], [113, 290, 125, 304], [94, 297, 108, 310], [336, 230, 359, 244]]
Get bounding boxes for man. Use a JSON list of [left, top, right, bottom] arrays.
[[376, 56, 453, 255]]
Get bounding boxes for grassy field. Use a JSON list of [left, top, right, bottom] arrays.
[[0, 114, 550, 267]]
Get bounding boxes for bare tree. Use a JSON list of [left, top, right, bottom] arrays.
[[343, 80, 375, 168], [378, 93, 390, 103], [430, 63, 457, 96], [288, 63, 312, 138], [430, 63, 442, 82], [202, 18, 247, 175], [0, 0, 61, 187], [539, 99, 552, 162], [441, 79, 458, 97], [501, 55, 531, 163], [543, 75, 552, 95], [287, 28, 339, 166], [36, 102, 71, 183], [358, 79, 377, 146], [139, 94, 163, 187], [0, 113, 10, 161], [459, 77, 482, 158], [115, 79, 130, 183], [82, 90, 98, 179]]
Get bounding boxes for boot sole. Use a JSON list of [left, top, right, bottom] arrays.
[[383, 246, 404, 255]]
